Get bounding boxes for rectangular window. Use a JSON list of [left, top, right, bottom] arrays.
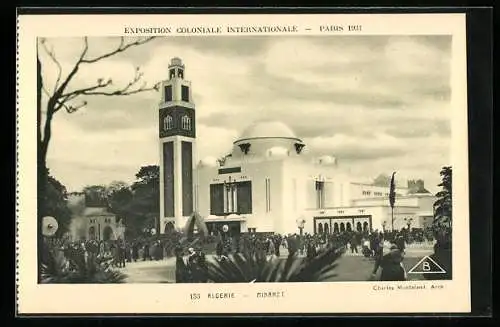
[[237, 181, 252, 214], [164, 85, 173, 102], [212, 181, 253, 215], [210, 184, 224, 215], [181, 141, 193, 216], [181, 85, 189, 102], [163, 141, 175, 217], [265, 178, 271, 212], [316, 181, 325, 209]]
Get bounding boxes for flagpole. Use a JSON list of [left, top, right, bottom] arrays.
[[389, 171, 396, 233], [391, 206, 394, 232]]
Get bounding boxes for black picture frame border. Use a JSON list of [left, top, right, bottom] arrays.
[[13, 6, 493, 320]]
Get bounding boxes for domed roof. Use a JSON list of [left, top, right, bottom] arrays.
[[235, 121, 300, 143], [267, 146, 289, 157]]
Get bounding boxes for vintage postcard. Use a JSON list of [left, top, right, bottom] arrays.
[[16, 11, 470, 314]]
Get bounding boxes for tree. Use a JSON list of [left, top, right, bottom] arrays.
[[37, 37, 159, 278], [373, 173, 391, 187], [433, 166, 452, 227], [133, 165, 160, 186], [106, 181, 129, 197], [105, 166, 160, 238], [129, 165, 160, 235], [41, 170, 72, 238], [425, 166, 453, 280], [82, 185, 108, 207]]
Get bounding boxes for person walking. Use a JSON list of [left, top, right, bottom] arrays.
[[350, 233, 359, 254], [370, 244, 407, 281], [132, 242, 139, 262], [143, 242, 150, 261]]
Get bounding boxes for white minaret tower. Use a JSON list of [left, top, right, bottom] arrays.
[[158, 57, 197, 234]]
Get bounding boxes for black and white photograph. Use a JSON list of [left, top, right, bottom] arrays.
[[16, 12, 474, 315], [36, 35, 453, 284]]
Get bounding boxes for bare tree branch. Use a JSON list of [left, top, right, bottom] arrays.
[[39, 35, 159, 180], [61, 67, 159, 99], [41, 83, 51, 99], [74, 83, 159, 97], [39, 38, 63, 93], [81, 36, 156, 64], [79, 36, 90, 62]]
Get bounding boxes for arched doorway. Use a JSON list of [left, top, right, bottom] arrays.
[[334, 223, 339, 233], [88, 226, 96, 240], [164, 222, 175, 234], [346, 222, 352, 232], [363, 222, 369, 232], [317, 223, 323, 234], [103, 226, 114, 241], [356, 222, 362, 232], [340, 223, 345, 232], [324, 223, 329, 235]]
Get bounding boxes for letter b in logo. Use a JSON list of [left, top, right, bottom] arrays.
[[408, 255, 447, 275]]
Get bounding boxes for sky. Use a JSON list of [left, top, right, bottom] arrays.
[[39, 35, 452, 194]]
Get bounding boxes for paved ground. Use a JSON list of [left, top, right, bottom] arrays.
[[119, 246, 434, 283]]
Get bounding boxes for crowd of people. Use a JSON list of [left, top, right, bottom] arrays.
[[47, 226, 440, 282]]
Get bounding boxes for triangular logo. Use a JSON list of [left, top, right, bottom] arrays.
[[408, 255, 446, 274]]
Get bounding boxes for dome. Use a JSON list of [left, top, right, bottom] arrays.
[[267, 146, 289, 157], [235, 121, 300, 143]]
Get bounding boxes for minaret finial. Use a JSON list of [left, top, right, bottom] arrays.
[[168, 57, 185, 80]]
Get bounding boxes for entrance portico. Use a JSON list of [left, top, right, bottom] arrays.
[[314, 215, 373, 234], [204, 214, 246, 236]]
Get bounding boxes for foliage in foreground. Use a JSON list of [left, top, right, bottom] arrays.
[[173, 210, 344, 283], [40, 241, 127, 284], [198, 245, 344, 283]]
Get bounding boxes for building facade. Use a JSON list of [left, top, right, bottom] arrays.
[[157, 58, 436, 236], [67, 193, 125, 241]]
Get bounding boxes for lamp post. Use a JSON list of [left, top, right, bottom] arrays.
[[404, 217, 413, 231], [296, 217, 306, 237]]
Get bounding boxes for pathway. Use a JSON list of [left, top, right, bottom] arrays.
[[118, 245, 433, 283]]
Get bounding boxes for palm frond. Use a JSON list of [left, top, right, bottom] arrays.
[[204, 245, 344, 283], [40, 241, 127, 284]]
